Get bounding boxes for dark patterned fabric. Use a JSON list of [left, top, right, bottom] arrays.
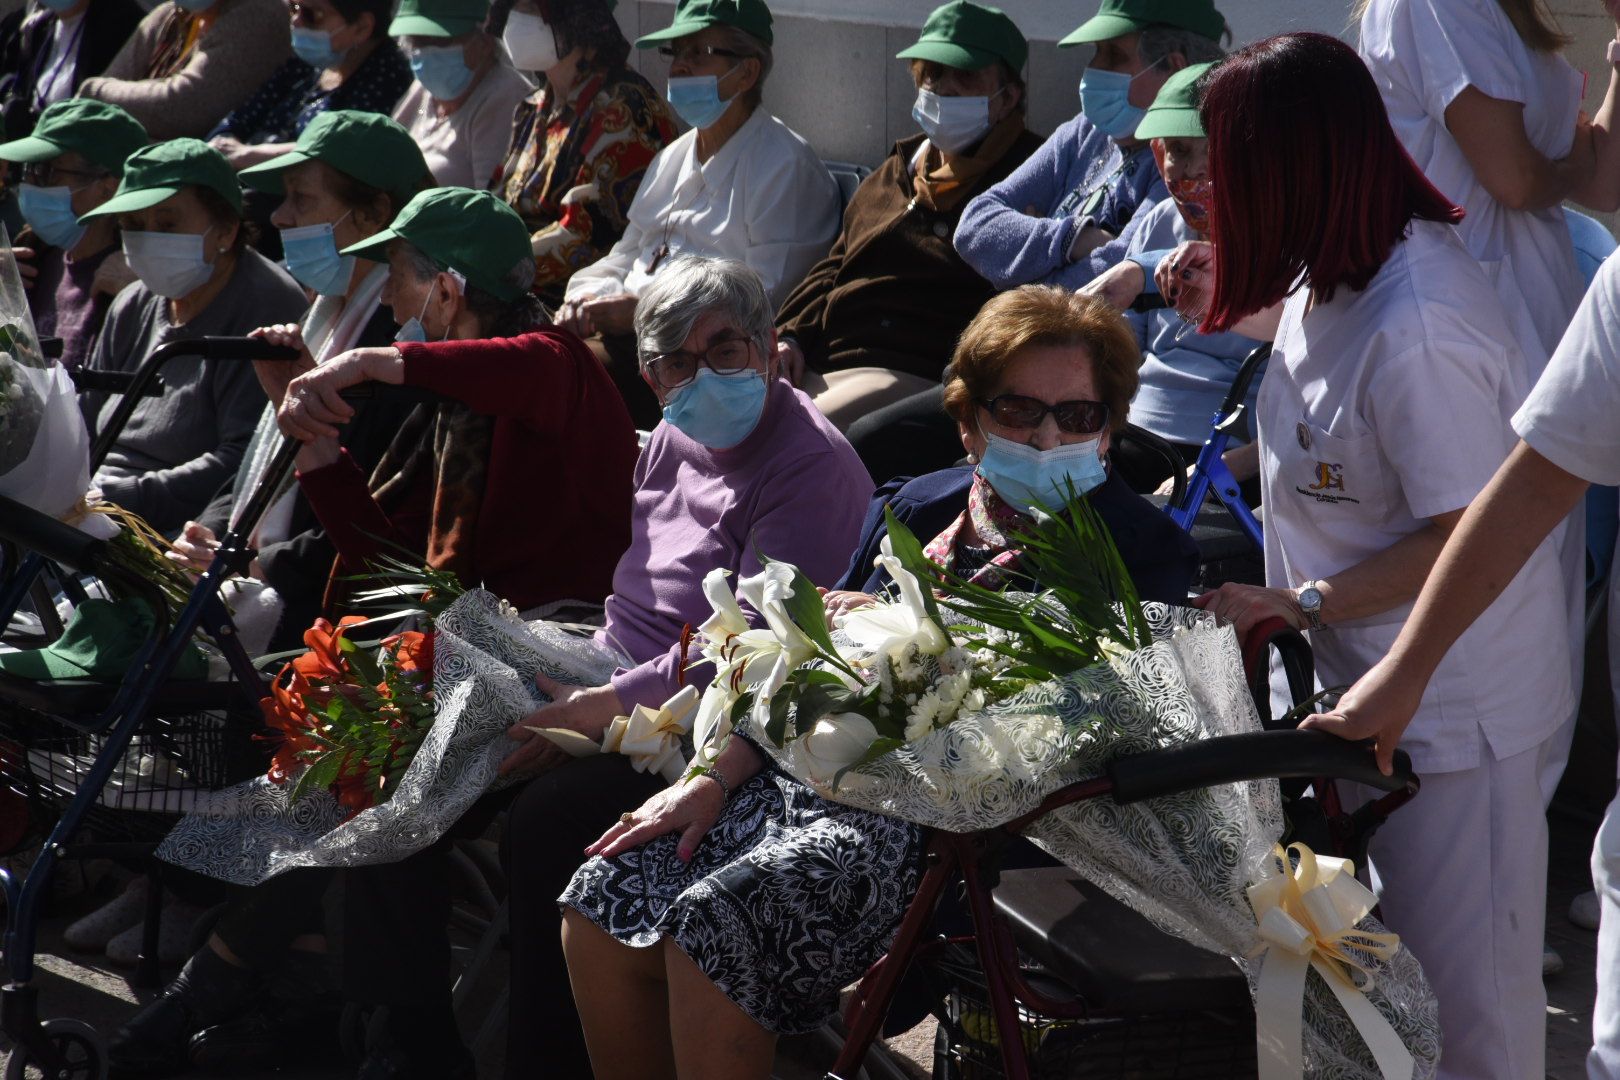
[[493, 66, 674, 303], [210, 43, 411, 146], [560, 767, 927, 1034]]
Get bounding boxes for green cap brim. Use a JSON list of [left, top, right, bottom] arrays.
[[1058, 13, 1143, 46], [1135, 108, 1203, 140], [0, 135, 64, 164], [895, 40, 998, 70], [0, 649, 96, 681], [237, 149, 315, 195], [340, 227, 400, 263], [635, 17, 714, 46], [79, 185, 184, 220], [389, 13, 479, 35]]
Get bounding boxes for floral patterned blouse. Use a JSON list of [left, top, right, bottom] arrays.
[[493, 65, 676, 302], [209, 43, 412, 146]]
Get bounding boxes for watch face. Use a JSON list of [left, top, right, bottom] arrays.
[[1299, 587, 1323, 611]]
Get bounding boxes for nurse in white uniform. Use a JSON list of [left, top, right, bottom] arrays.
[[1312, 250, 1620, 1080], [1174, 34, 1575, 1080], [1359, 0, 1620, 799]]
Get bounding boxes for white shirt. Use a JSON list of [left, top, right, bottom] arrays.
[[563, 107, 840, 306], [1259, 220, 1572, 772], [35, 10, 84, 108], [391, 62, 533, 190], [1360, 0, 1585, 374]]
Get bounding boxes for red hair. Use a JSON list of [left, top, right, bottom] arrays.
[[1198, 32, 1462, 333]]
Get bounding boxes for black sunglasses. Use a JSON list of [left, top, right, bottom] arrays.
[[978, 394, 1109, 435]]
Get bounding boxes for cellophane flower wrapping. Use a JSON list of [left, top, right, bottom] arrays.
[[158, 590, 619, 883], [0, 226, 102, 530], [751, 601, 1439, 1079]]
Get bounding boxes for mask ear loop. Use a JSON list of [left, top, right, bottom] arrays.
[[434, 268, 468, 341]]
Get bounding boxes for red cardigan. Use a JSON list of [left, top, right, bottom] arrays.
[[297, 330, 639, 611]]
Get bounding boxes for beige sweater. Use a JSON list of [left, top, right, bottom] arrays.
[[77, 0, 290, 140]]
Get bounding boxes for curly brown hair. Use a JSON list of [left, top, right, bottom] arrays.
[[942, 287, 1140, 434]]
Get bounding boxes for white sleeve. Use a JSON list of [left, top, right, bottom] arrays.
[[739, 138, 841, 306], [1392, 0, 1527, 117], [1514, 256, 1620, 486]]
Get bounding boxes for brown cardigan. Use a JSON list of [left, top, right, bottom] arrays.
[[776, 127, 1046, 383]]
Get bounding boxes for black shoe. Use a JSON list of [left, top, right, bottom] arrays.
[[188, 950, 342, 1071], [108, 948, 260, 1076]]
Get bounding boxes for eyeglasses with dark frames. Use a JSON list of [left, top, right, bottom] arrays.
[[977, 394, 1110, 435], [657, 44, 742, 66], [644, 333, 757, 390], [20, 163, 105, 188]]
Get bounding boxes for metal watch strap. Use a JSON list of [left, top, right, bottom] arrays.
[[1299, 581, 1325, 632]]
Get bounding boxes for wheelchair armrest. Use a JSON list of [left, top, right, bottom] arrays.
[[1107, 729, 1415, 805]]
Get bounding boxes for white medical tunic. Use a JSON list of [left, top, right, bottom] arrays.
[[563, 107, 840, 308], [1360, 0, 1585, 374], [1259, 221, 1573, 774]]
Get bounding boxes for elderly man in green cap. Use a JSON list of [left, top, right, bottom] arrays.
[[0, 99, 147, 369], [955, 0, 1226, 293], [556, 0, 839, 428], [388, 0, 531, 188], [773, 0, 1044, 432]]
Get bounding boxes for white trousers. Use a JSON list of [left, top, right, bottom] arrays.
[[1351, 735, 1552, 1080], [1588, 773, 1620, 1079]]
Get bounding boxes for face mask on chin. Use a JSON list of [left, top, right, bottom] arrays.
[[394, 269, 463, 343]]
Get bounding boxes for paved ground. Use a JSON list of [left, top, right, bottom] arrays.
[[0, 809, 1607, 1080]]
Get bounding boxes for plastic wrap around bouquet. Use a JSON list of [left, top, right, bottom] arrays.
[[684, 499, 1440, 1079], [0, 227, 110, 535], [157, 587, 626, 884]]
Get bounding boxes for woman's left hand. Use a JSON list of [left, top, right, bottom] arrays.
[[1156, 241, 1215, 322], [585, 775, 726, 863], [1191, 583, 1304, 637], [498, 671, 624, 777]]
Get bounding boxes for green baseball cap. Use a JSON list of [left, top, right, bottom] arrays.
[[238, 111, 430, 206], [896, 1, 1027, 73], [341, 187, 532, 302], [1060, 0, 1225, 47], [635, 0, 773, 48], [0, 99, 148, 173], [79, 138, 242, 220], [0, 598, 204, 682], [389, 0, 489, 37], [1134, 60, 1215, 140]]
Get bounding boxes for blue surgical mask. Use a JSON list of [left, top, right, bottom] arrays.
[[911, 87, 997, 155], [661, 367, 768, 449], [291, 26, 346, 69], [976, 432, 1107, 515], [280, 213, 354, 296], [394, 289, 432, 343], [409, 44, 475, 101], [18, 183, 87, 250], [123, 229, 216, 299], [666, 69, 738, 131], [1078, 64, 1157, 140]]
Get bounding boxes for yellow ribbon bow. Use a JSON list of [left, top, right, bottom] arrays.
[[600, 684, 700, 784], [1246, 842, 1411, 1080]]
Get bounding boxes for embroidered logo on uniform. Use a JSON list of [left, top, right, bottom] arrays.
[[1296, 460, 1360, 505]]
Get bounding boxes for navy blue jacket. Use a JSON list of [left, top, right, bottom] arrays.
[[835, 465, 1199, 605]]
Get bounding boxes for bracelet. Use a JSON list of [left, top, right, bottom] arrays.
[[700, 765, 731, 803]]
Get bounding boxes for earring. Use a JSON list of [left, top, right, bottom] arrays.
[[965, 453, 978, 465]]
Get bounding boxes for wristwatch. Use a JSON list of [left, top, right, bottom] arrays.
[[1296, 581, 1325, 632]]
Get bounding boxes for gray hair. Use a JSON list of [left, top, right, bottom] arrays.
[[714, 24, 773, 103], [1139, 24, 1228, 67], [394, 239, 544, 338], [635, 255, 774, 364]]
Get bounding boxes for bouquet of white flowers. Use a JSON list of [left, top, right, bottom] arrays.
[[682, 493, 1440, 1080]]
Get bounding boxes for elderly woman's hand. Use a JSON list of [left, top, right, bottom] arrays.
[[277, 346, 404, 441], [249, 323, 316, 408], [499, 670, 624, 777], [581, 294, 637, 337], [1156, 241, 1215, 322], [775, 338, 807, 387], [1190, 583, 1305, 637], [554, 298, 595, 338], [169, 521, 219, 574], [585, 774, 726, 863], [1080, 258, 1146, 311], [821, 589, 877, 625]]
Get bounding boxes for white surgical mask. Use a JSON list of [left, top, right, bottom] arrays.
[[912, 86, 999, 154], [123, 229, 217, 300], [502, 10, 559, 71]]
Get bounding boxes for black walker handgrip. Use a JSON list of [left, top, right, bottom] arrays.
[[196, 337, 300, 362], [1107, 728, 1415, 805], [1217, 344, 1273, 417], [0, 494, 107, 574]]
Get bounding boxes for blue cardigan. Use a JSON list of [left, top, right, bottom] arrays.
[[835, 465, 1199, 605]]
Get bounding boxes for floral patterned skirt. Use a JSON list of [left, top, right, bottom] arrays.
[[559, 768, 927, 1034]]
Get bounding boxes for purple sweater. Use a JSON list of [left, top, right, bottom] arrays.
[[601, 377, 873, 711]]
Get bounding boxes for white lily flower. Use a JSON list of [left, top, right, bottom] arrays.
[[839, 537, 949, 663], [737, 562, 818, 664], [698, 565, 815, 700], [796, 712, 881, 784], [699, 568, 749, 641], [689, 682, 738, 770]]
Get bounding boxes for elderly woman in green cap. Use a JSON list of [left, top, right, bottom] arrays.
[[389, 0, 532, 189], [0, 99, 147, 370], [74, 137, 307, 537], [165, 111, 435, 656], [555, 0, 839, 428], [774, 0, 1044, 431]]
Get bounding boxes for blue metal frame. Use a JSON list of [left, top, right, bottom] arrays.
[[1166, 344, 1270, 553]]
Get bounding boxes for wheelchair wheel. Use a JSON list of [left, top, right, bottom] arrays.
[[4, 1017, 106, 1080]]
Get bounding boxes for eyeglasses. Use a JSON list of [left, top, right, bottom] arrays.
[[644, 333, 756, 389], [657, 44, 741, 66], [286, 0, 331, 26], [978, 394, 1110, 435], [20, 163, 104, 187]]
